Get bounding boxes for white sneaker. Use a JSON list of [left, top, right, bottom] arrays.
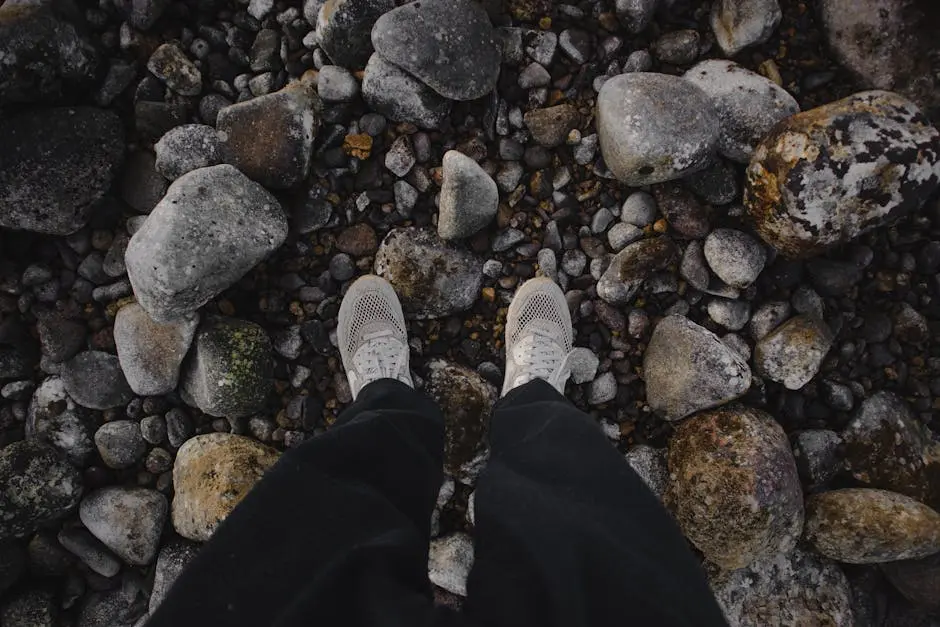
[[337, 275, 414, 400], [502, 277, 575, 397]]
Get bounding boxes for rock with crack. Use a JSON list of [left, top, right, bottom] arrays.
[[754, 315, 833, 390], [596, 236, 678, 305], [79, 487, 167, 566], [362, 54, 452, 129], [114, 303, 199, 397], [438, 151, 498, 240], [0, 441, 83, 538], [316, 0, 394, 68], [710, 0, 782, 56]]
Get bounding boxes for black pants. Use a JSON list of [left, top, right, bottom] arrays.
[[148, 379, 728, 627]]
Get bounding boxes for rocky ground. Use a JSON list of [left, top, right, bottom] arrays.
[[0, 0, 939, 624]]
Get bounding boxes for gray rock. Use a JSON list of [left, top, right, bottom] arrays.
[[147, 43, 202, 96], [559, 28, 590, 64], [710, 0, 782, 56], [643, 315, 751, 420], [622, 49, 653, 73], [180, 317, 274, 419], [249, 29, 280, 72], [791, 285, 824, 320], [118, 0, 170, 30], [140, 415, 167, 445], [754, 315, 833, 390], [525, 30, 557, 66], [316, 0, 393, 68], [573, 133, 599, 165], [94, 421, 146, 469], [881, 553, 940, 611], [684, 159, 740, 205], [807, 258, 863, 297], [126, 165, 288, 322], [745, 91, 940, 258], [616, 0, 658, 34], [893, 301, 930, 344], [597, 236, 678, 305], [652, 29, 701, 65], [620, 191, 657, 226], [120, 152, 169, 215], [707, 298, 750, 331], [524, 104, 580, 148], [362, 54, 451, 129], [372, 0, 500, 101], [438, 151, 498, 240], [27, 377, 95, 467], [394, 180, 419, 215], [385, 135, 416, 177], [77, 588, 143, 627], [568, 347, 600, 384], [0, 107, 123, 235], [591, 208, 615, 234], [518, 62, 551, 89], [588, 372, 617, 405], [154, 124, 231, 180], [0, 589, 57, 627], [428, 532, 474, 596], [794, 429, 843, 487], [62, 351, 134, 411], [679, 240, 710, 290], [374, 228, 483, 319], [748, 301, 790, 341], [607, 222, 643, 251], [0, 441, 82, 538], [114, 303, 199, 396], [304, 0, 325, 26], [79, 487, 167, 565], [625, 445, 668, 500], [317, 65, 359, 102], [329, 253, 356, 282], [149, 541, 199, 614], [684, 60, 800, 163], [820, 379, 854, 411], [703, 228, 766, 288], [597, 73, 719, 185]]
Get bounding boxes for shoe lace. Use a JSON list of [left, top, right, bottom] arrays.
[[511, 328, 575, 389], [350, 329, 410, 392]]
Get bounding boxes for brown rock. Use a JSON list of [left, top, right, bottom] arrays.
[[523, 104, 580, 148], [652, 183, 710, 239], [336, 223, 378, 256], [596, 236, 679, 305]]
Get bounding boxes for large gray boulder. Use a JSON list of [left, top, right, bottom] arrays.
[[438, 151, 498, 240]]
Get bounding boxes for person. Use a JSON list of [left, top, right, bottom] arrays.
[[148, 275, 729, 627]]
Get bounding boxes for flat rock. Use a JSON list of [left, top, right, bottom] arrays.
[[372, 0, 501, 101], [94, 421, 146, 470], [596, 236, 678, 305], [374, 228, 483, 319], [667, 405, 804, 569], [150, 541, 199, 614], [710, 0, 782, 56], [703, 228, 767, 288], [147, 43, 202, 96], [115, 303, 199, 396], [316, 0, 394, 68], [125, 165, 288, 322], [684, 59, 800, 163], [172, 433, 280, 541], [643, 314, 752, 421], [61, 351, 134, 411], [79, 487, 167, 566], [438, 151, 498, 240], [361, 54, 451, 129], [0, 107, 123, 235], [27, 377, 95, 467], [0, 441, 83, 538], [155, 124, 231, 180], [745, 91, 940, 258], [428, 532, 474, 597], [754, 315, 833, 390], [597, 73, 720, 185], [805, 488, 940, 564], [524, 104, 580, 148]]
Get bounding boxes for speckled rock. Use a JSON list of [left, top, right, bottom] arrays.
[[667, 405, 804, 569], [147, 43, 202, 96], [754, 315, 833, 390], [710, 0, 782, 56], [361, 54, 451, 129], [26, 377, 95, 467], [805, 488, 940, 564], [316, 0, 392, 68], [625, 445, 668, 501], [615, 0, 658, 34], [180, 317, 274, 419], [597, 73, 720, 185], [0, 441, 83, 538], [438, 151, 498, 240], [428, 532, 474, 597], [374, 228, 483, 319], [703, 228, 767, 288], [172, 433, 280, 541], [644, 315, 752, 421], [61, 351, 135, 411], [154, 124, 231, 180], [149, 541, 199, 614], [94, 421, 146, 470], [114, 304, 199, 396], [684, 60, 800, 163], [597, 236, 678, 305], [744, 91, 940, 258], [1, 589, 57, 627], [79, 487, 167, 566], [881, 552, 940, 610], [78, 586, 143, 627]]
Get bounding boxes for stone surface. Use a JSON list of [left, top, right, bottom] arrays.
[[316, 0, 394, 68], [596, 236, 678, 305], [597, 73, 720, 185], [149, 541, 199, 614], [0, 441, 82, 538], [652, 183, 710, 239], [0, 107, 124, 235], [793, 429, 843, 487], [754, 315, 833, 390], [0, 589, 57, 627], [26, 377, 95, 467], [317, 65, 360, 102], [126, 165, 288, 322], [524, 104, 580, 148], [361, 54, 452, 129], [703, 228, 767, 288], [625, 445, 668, 501], [881, 553, 940, 610], [77, 587, 142, 627], [438, 151, 498, 240], [147, 43, 202, 96], [172, 433, 280, 541], [745, 91, 940, 258], [121, 151, 169, 215], [114, 304, 199, 396], [710, 0, 782, 56], [644, 315, 752, 421], [94, 421, 146, 470], [372, 0, 501, 101], [61, 351, 135, 411], [428, 532, 474, 597], [615, 0, 658, 34], [79, 487, 167, 566], [155, 124, 231, 180], [667, 405, 804, 570]]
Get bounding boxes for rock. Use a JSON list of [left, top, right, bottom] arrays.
[[568, 348, 600, 384], [607, 223, 643, 251], [0, 441, 82, 538], [625, 445, 668, 500], [0, 107, 124, 235], [703, 228, 767, 288], [710, 0, 782, 56], [518, 62, 551, 89], [172, 433, 280, 541], [710, 547, 854, 626], [147, 43, 202, 96], [881, 553, 940, 610], [316, 0, 394, 68], [37, 316, 85, 363], [805, 488, 940, 564], [79, 487, 167, 566], [1, 589, 57, 627], [114, 304, 199, 396], [683, 60, 800, 163], [706, 298, 750, 331], [597, 73, 719, 185], [77, 588, 142, 627], [523, 104, 580, 148], [26, 377, 95, 467], [615, 0, 658, 34], [620, 191, 658, 226], [150, 541, 198, 613], [0, 0, 99, 106], [336, 223, 378, 256], [652, 29, 701, 65], [120, 152, 169, 214], [180, 316, 274, 419], [745, 91, 940, 258], [438, 151, 498, 240], [94, 421, 146, 469], [893, 302, 930, 344], [754, 315, 833, 390], [217, 82, 320, 189], [385, 135, 416, 177], [748, 301, 790, 341], [118, 0, 170, 30], [317, 65, 359, 102], [374, 228, 483, 319], [154, 124, 231, 180], [806, 258, 863, 297], [667, 405, 803, 569], [61, 351, 134, 411], [126, 165, 288, 322], [794, 429, 843, 487], [596, 236, 678, 305], [362, 54, 451, 129], [684, 159, 740, 205], [428, 532, 474, 597], [652, 183, 710, 239], [644, 315, 751, 420], [372, 0, 500, 101]]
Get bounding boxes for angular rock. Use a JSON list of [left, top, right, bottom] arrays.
[[0, 441, 82, 538], [710, 0, 782, 56], [126, 165, 288, 322], [684, 60, 800, 163], [115, 303, 199, 396], [643, 315, 752, 420], [361, 54, 451, 129], [180, 316, 274, 419], [667, 405, 804, 569], [316, 0, 394, 68], [147, 43, 202, 96], [374, 228, 483, 319], [0, 107, 123, 235], [805, 488, 940, 564], [150, 541, 199, 613], [79, 487, 167, 566], [27, 377, 95, 467], [793, 429, 843, 487], [703, 228, 766, 288], [597, 73, 720, 185], [428, 532, 474, 597], [596, 236, 678, 305], [754, 315, 833, 390], [372, 0, 500, 101], [881, 553, 940, 611], [438, 151, 498, 240], [172, 433, 280, 541], [524, 104, 580, 148], [62, 351, 135, 411], [94, 421, 146, 469], [155, 124, 231, 180], [625, 445, 668, 501], [217, 82, 320, 188], [745, 91, 940, 258]]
